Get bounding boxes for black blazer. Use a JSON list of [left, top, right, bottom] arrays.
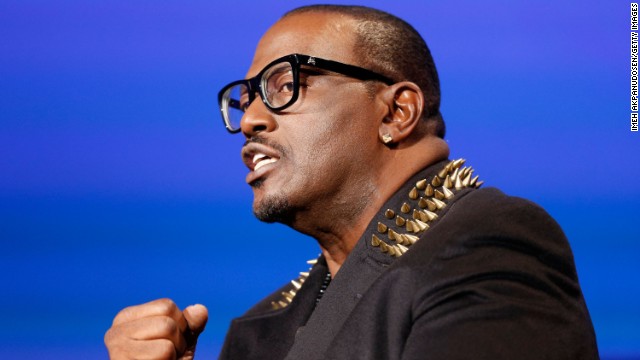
[[219, 160, 599, 359]]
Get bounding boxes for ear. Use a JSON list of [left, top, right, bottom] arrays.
[[378, 81, 424, 145]]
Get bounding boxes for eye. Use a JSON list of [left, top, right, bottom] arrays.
[[271, 73, 295, 94], [278, 81, 295, 93], [239, 93, 252, 111]]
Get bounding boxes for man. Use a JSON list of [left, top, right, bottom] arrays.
[[105, 5, 599, 359]]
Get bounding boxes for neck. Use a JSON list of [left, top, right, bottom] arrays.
[[291, 136, 449, 278]]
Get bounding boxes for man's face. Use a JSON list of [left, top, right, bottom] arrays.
[[240, 13, 384, 224]]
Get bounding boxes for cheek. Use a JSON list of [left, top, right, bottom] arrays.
[[281, 85, 380, 174]]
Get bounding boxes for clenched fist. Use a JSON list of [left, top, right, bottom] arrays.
[[105, 298, 208, 360]]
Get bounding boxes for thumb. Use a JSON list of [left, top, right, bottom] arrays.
[[180, 304, 208, 360], [183, 304, 208, 335]]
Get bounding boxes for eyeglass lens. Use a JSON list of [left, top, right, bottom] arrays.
[[222, 61, 296, 132]]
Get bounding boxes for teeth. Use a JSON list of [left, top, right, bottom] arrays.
[[252, 153, 267, 164], [252, 153, 278, 171]]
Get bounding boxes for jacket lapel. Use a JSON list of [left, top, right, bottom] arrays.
[[218, 259, 328, 360], [284, 160, 449, 360]]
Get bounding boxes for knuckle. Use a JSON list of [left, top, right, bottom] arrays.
[[155, 298, 177, 314], [158, 316, 178, 335], [112, 303, 141, 325], [156, 339, 177, 359]]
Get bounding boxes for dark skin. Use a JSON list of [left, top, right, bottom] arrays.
[[242, 13, 449, 276], [105, 12, 448, 359]]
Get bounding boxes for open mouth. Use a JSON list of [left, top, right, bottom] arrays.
[[253, 153, 278, 171]]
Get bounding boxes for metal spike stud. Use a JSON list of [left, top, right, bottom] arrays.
[[450, 168, 459, 183], [397, 243, 409, 253], [431, 176, 442, 187], [414, 219, 429, 231], [405, 220, 416, 233], [386, 244, 397, 256], [385, 209, 395, 219], [307, 258, 318, 265], [291, 280, 302, 290], [425, 184, 435, 197], [415, 210, 428, 223], [401, 202, 411, 214], [458, 166, 466, 179], [425, 199, 437, 211], [377, 222, 388, 233], [423, 210, 438, 221], [278, 300, 288, 307], [462, 173, 472, 187], [299, 272, 309, 278], [442, 186, 455, 199], [438, 167, 449, 179], [371, 234, 382, 247], [418, 197, 428, 209], [442, 161, 452, 173], [409, 187, 419, 200], [453, 158, 466, 169], [432, 198, 446, 209], [475, 180, 484, 188], [434, 189, 445, 200], [388, 229, 398, 240], [444, 175, 453, 189], [455, 173, 464, 190], [395, 215, 406, 227], [404, 234, 419, 244], [470, 175, 479, 187], [416, 179, 427, 190]]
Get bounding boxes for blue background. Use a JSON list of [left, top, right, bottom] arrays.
[[1, 0, 638, 359]]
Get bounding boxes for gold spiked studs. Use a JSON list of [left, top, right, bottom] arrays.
[[442, 186, 455, 199], [418, 197, 428, 209], [470, 175, 479, 187], [291, 280, 302, 290], [444, 175, 453, 189], [425, 184, 435, 197], [371, 158, 484, 260], [401, 202, 411, 213], [385, 209, 395, 219], [409, 187, 419, 200], [404, 234, 419, 244], [372, 234, 382, 247], [432, 198, 446, 209], [425, 199, 437, 211]]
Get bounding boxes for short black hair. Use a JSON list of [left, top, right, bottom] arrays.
[[284, 5, 445, 138]]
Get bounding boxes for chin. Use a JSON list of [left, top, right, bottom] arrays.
[[252, 193, 294, 224]]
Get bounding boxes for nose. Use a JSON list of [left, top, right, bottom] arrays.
[[240, 99, 277, 138]]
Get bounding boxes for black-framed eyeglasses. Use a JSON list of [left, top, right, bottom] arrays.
[[217, 53, 395, 133]]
